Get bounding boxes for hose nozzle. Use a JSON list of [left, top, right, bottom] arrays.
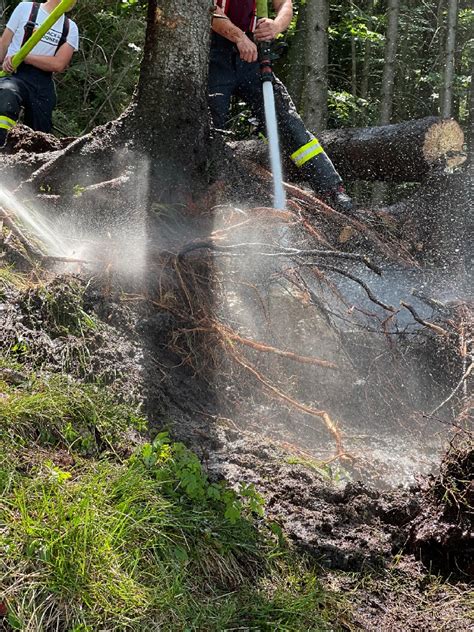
[[258, 41, 273, 82]]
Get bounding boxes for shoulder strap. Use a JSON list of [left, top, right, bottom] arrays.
[[22, 2, 40, 47], [55, 16, 70, 54]]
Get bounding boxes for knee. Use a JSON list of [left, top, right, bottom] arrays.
[[0, 81, 22, 121]]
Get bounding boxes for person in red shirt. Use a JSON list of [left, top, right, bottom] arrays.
[[210, 0, 353, 213]]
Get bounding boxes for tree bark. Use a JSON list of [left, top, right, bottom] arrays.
[[131, 0, 212, 196], [440, 0, 458, 118], [468, 61, 474, 163], [351, 36, 357, 99], [302, 0, 329, 132], [360, 0, 374, 103], [282, 2, 307, 110], [231, 117, 465, 183], [379, 0, 400, 125], [372, 0, 400, 203]]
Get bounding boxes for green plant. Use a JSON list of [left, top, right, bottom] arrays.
[[19, 277, 97, 338], [136, 432, 265, 524]]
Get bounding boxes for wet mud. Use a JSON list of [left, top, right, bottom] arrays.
[[1, 274, 472, 629]]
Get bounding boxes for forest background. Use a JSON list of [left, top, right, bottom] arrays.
[[0, 0, 472, 156]]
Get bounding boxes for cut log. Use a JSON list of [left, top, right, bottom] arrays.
[[387, 167, 470, 269], [231, 116, 466, 183]]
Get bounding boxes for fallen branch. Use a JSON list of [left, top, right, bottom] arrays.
[[0, 208, 44, 259], [429, 361, 473, 417], [400, 301, 449, 335], [41, 255, 93, 265]]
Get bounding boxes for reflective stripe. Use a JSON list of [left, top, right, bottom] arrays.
[[291, 138, 324, 167], [0, 116, 16, 129]]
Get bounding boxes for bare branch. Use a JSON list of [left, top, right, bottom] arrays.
[[400, 301, 449, 335]]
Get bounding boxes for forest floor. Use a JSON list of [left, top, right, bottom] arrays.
[[1, 267, 472, 631]]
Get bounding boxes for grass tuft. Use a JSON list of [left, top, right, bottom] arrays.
[[1, 362, 350, 631]]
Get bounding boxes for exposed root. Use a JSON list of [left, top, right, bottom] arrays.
[[400, 301, 449, 336], [14, 132, 93, 195], [231, 350, 346, 459], [218, 324, 339, 369], [312, 263, 396, 312]]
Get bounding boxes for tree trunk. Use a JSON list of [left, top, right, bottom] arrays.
[[131, 0, 212, 196], [302, 0, 329, 132], [440, 0, 458, 118], [436, 0, 446, 109], [372, 0, 400, 202], [231, 117, 465, 183], [360, 0, 374, 103], [318, 117, 465, 182], [468, 61, 474, 163], [379, 0, 400, 125], [351, 37, 357, 98], [282, 2, 307, 110]]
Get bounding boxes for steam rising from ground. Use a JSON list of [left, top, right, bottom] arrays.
[[1, 167, 469, 487], [212, 209, 469, 488]]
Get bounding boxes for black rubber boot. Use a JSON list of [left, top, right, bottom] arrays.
[[322, 185, 354, 214]]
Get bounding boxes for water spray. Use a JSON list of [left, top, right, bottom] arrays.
[[256, 0, 286, 211], [0, 186, 68, 256]]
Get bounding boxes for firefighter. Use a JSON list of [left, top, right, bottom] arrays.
[[210, 0, 353, 213], [0, 0, 78, 147]]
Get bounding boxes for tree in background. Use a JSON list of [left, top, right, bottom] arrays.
[[1, 0, 472, 153], [378, 0, 400, 126], [372, 0, 400, 203], [440, 0, 458, 118], [301, 0, 329, 132]]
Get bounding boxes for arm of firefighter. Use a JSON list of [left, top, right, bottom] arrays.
[[0, 28, 14, 65], [23, 42, 75, 73], [255, 0, 293, 41], [211, 6, 257, 63]]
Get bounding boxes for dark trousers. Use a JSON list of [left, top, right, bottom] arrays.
[[0, 65, 56, 145], [208, 33, 341, 193]]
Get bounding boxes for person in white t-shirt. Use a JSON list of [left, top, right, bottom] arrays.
[[0, 0, 79, 146]]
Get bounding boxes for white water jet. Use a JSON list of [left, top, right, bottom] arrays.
[[0, 186, 68, 256], [262, 81, 286, 210]]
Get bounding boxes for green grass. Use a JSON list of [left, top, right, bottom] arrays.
[[0, 370, 145, 455], [0, 364, 350, 631], [0, 265, 29, 298]]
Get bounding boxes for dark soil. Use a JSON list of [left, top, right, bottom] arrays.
[[409, 438, 473, 579], [1, 270, 472, 631]]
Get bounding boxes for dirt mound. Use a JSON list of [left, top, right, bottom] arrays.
[[3, 124, 73, 154], [0, 276, 143, 404], [409, 435, 473, 579]]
